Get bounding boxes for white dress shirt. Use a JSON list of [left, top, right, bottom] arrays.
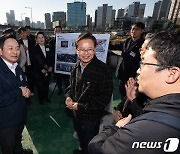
[[2, 58, 18, 75]]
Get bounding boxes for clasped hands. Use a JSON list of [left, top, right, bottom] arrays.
[[19, 86, 31, 98], [65, 97, 78, 110]]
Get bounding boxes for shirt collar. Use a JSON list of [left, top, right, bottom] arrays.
[[1, 57, 18, 70], [80, 61, 86, 73]]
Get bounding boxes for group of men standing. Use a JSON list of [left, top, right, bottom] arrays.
[[0, 22, 179, 154]]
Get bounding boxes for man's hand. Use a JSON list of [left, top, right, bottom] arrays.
[[23, 45, 28, 51], [115, 114, 132, 128], [19, 86, 31, 98], [125, 77, 138, 101], [41, 69, 47, 74], [113, 110, 123, 123], [65, 97, 78, 110], [48, 67, 52, 73]]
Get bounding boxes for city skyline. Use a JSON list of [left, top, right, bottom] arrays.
[[1, 0, 159, 25]]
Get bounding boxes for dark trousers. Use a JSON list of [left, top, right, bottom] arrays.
[[0, 124, 24, 154], [25, 66, 35, 93], [55, 73, 70, 91], [73, 117, 100, 154], [35, 75, 50, 103]]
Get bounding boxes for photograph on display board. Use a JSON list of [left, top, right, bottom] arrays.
[[56, 53, 77, 63]]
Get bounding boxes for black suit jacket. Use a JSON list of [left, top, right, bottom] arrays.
[[0, 57, 27, 129], [109, 37, 144, 81], [31, 44, 53, 79]]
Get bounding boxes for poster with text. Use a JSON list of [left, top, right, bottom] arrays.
[[54, 33, 110, 75]]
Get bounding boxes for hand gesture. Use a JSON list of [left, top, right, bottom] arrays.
[[113, 110, 123, 123], [125, 77, 138, 101], [115, 114, 132, 128]]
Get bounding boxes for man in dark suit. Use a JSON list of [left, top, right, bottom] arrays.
[[18, 27, 36, 95], [109, 22, 145, 98], [31, 31, 53, 104], [0, 35, 33, 154], [25, 25, 35, 41]]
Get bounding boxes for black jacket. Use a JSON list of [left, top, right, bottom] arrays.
[[49, 37, 56, 69], [89, 93, 180, 154], [109, 37, 144, 81], [65, 56, 113, 120], [31, 44, 53, 79], [0, 57, 27, 129]]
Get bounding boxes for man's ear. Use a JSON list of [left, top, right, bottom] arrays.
[[0, 48, 2, 56], [166, 67, 180, 84]]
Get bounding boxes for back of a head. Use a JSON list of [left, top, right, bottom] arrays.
[[147, 31, 180, 68], [3, 28, 16, 38]]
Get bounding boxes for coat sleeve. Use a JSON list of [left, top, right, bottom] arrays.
[[88, 123, 139, 154], [18, 45, 27, 71], [109, 41, 124, 51]]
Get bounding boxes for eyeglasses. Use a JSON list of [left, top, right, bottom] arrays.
[[77, 48, 94, 53], [139, 61, 172, 70]]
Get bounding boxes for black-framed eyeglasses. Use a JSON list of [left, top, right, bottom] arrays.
[[77, 48, 94, 53], [139, 61, 172, 70]]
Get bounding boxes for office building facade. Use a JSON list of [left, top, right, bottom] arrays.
[[96, 4, 115, 29], [67, 1, 86, 28], [45, 13, 53, 29], [168, 0, 180, 25]]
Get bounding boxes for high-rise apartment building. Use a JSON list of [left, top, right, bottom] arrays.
[[152, 1, 162, 20], [86, 14, 92, 29], [25, 17, 30, 26], [52, 12, 66, 22], [158, 0, 171, 20], [6, 10, 15, 26], [124, 2, 146, 18], [45, 13, 53, 29], [94, 9, 98, 28], [168, 0, 180, 25], [96, 4, 115, 29], [117, 9, 124, 19], [67, 1, 86, 28]]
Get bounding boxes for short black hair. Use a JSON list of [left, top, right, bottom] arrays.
[[3, 28, 16, 36], [0, 34, 17, 49], [35, 31, 45, 39], [25, 25, 31, 29], [75, 32, 97, 48], [132, 22, 145, 30], [17, 27, 26, 34], [146, 31, 180, 68], [55, 25, 62, 30]]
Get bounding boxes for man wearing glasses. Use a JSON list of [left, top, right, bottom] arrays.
[[65, 32, 113, 154], [89, 31, 180, 154]]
